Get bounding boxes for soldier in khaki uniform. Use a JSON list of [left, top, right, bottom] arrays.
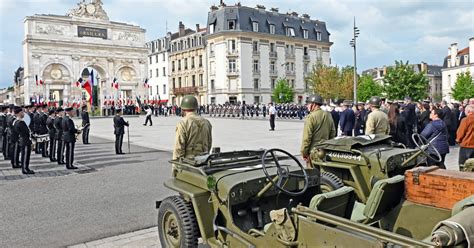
[[301, 94, 336, 164], [365, 96, 390, 135], [172, 95, 212, 160]]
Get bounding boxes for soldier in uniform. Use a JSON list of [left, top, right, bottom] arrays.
[[62, 107, 78, 169], [81, 105, 90, 144], [54, 108, 65, 165], [12, 106, 34, 174], [300, 94, 336, 166], [46, 109, 57, 162], [38, 104, 49, 157], [0, 105, 6, 155], [113, 109, 129, 154], [172, 95, 212, 160], [365, 96, 390, 135], [32, 105, 42, 154], [5, 105, 15, 160]]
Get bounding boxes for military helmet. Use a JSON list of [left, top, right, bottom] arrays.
[[369, 96, 381, 107], [306, 94, 324, 105], [180, 95, 198, 110]]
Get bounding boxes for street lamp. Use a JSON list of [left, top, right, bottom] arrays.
[[350, 17, 360, 104]]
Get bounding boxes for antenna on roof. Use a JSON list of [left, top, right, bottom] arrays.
[[165, 20, 168, 33]]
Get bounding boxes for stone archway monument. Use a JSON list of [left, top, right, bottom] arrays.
[[23, 0, 148, 111]]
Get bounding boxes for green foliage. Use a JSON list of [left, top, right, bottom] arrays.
[[357, 74, 383, 102], [272, 78, 294, 103], [383, 60, 429, 101], [450, 71, 474, 101], [305, 63, 354, 101]]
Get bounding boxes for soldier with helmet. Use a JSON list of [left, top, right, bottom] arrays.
[[172, 95, 212, 161], [365, 96, 390, 135], [300, 94, 336, 165]]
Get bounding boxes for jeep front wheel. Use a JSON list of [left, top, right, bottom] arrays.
[[320, 171, 344, 193], [158, 196, 199, 248]]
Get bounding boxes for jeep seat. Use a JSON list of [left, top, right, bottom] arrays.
[[309, 186, 356, 219], [351, 175, 405, 224]]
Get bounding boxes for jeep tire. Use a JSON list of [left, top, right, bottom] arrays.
[[320, 171, 344, 193], [158, 195, 199, 248]]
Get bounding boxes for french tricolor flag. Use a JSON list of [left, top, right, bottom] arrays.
[[82, 70, 94, 105], [35, 75, 44, 86]]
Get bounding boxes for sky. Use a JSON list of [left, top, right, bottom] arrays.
[[0, 0, 473, 89]]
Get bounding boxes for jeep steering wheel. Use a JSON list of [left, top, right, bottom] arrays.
[[412, 133, 442, 163], [261, 148, 309, 196]]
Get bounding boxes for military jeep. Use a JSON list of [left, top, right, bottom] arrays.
[[156, 148, 474, 247], [311, 134, 432, 203]]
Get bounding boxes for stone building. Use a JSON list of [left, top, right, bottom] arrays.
[[441, 38, 474, 102], [362, 63, 443, 100], [146, 36, 170, 103], [167, 22, 207, 105], [22, 0, 148, 108], [205, 4, 332, 104]]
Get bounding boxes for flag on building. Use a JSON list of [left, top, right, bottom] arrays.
[[112, 77, 119, 89], [143, 78, 149, 88], [35, 75, 44, 86], [75, 77, 83, 87], [82, 70, 94, 105]]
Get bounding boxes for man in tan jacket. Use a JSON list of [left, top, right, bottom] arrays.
[[172, 95, 212, 161], [456, 104, 474, 166], [365, 96, 390, 135]]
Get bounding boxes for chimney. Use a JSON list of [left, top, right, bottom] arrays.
[[210, 5, 218, 11], [450, 43, 457, 67], [291, 12, 298, 17], [196, 24, 200, 31], [470, 37, 474, 64], [179, 21, 185, 36], [270, 7, 278, 13], [420, 62, 427, 73], [302, 14, 310, 19], [256, 4, 265, 10]]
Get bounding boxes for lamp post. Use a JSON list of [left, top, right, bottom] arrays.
[[350, 17, 360, 104]]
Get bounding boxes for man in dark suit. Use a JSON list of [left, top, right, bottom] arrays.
[[354, 103, 367, 136], [418, 103, 430, 132], [54, 108, 65, 165], [38, 104, 49, 157], [440, 100, 454, 145], [13, 106, 34, 174], [46, 109, 57, 162], [5, 105, 15, 160], [62, 107, 78, 169], [0, 105, 6, 155], [113, 109, 129, 154], [81, 105, 90, 144], [32, 105, 42, 154], [330, 104, 340, 135], [403, 97, 417, 148], [339, 100, 355, 136]]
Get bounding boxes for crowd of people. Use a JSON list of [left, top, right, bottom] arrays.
[[0, 104, 90, 174]]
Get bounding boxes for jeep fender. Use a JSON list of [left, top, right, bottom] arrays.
[[159, 178, 215, 242]]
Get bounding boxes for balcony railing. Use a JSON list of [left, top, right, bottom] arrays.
[[303, 54, 310, 61], [227, 69, 239, 77], [286, 70, 296, 76], [269, 51, 278, 59], [285, 52, 295, 60], [172, 86, 199, 95], [253, 69, 261, 76], [227, 49, 239, 57], [252, 50, 260, 56], [269, 69, 278, 77]]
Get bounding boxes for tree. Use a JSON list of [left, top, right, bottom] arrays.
[[383, 60, 429, 101], [450, 71, 474, 101], [272, 78, 294, 103], [305, 63, 353, 101], [357, 74, 383, 102]]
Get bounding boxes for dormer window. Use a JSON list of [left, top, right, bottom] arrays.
[[252, 21, 259, 32], [316, 31, 322, 41], [465, 55, 469, 64], [269, 24, 275, 34], [209, 23, 215, 34], [228, 20, 235, 30], [303, 29, 309, 39], [286, 27, 295, 37]]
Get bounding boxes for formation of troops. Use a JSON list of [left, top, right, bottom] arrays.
[[205, 103, 307, 120], [0, 104, 90, 174]]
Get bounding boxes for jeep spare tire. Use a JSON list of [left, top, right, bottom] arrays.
[[320, 171, 344, 193], [158, 195, 199, 248]]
